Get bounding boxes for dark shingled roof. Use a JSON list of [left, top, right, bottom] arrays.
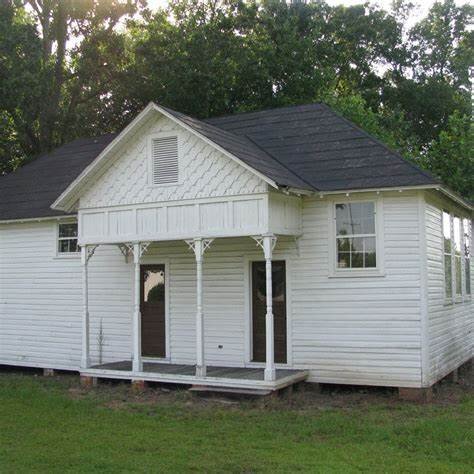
[[0, 102, 438, 221], [205, 103, 437, 191], [0, 134, 116, 220], [162, 106, 310, 190]]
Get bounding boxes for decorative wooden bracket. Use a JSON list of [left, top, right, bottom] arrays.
[[252, 235, 277, 253], [117, 244, 132, 263], [185, 238, 214, 259], [124, 242, 151, 263], [82, 245, 98, 264]]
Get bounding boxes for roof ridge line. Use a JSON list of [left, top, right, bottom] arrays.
[[205, 102, 324, 122], [244, 134, 318, 192]]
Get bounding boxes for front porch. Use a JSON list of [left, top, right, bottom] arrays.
[[82, 361, 308, 392]]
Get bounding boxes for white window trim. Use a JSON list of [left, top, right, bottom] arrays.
[[147, 131, 182, 187], [328, 197, 385, 278], [442, 210, 453, 304], [55, 220, 80, 258], [463, 218, 472, 300], [453, 216, 463, 302], [443, 211, 472, 305]]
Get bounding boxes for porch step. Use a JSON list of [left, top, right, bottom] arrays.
[[189, 385, 273, 396]]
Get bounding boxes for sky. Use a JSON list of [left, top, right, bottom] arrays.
[[147, 0, 451, 24]]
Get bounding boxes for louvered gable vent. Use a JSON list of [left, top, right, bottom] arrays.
[[152, 136, 179, 185]]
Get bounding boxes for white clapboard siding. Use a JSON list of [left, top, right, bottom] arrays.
[[290, 192, 423, 387], [0, 221, 132, 369], [1, 191, 432, 387], [424, 193, 473, 385], [152, 136, 179, 185]]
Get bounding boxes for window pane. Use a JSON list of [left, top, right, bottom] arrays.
[[59, 223, 78, 238], [453, 217, 461, 254], [466, 259, 471, 295], [351, 252, 364, 268], [336, 202, 375, 235], [365, 252, 376, 268], [455, 256, 462, 296], [58, 240, 69, 253], [443, 212, 451, 253], [337, 237, 351, 252], [337, 252, 350, 268], [143, 268, 165, 303], [444, 254, 452, 298], [351, 237, 364, 252], [463, 218, 471, 259], [364, 237, 376, 253]]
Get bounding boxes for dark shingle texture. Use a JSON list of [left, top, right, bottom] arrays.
[[205, 103, 437, 192], [0, 102, 438, 221], [161, 106, 310, 190], [0, 134, 116, 220]]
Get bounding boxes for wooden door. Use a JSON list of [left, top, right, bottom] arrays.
[[251, 260, 287, 363], [140, 265, 166, 358]]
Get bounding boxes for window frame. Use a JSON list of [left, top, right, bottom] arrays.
[[463, 218, 472, 299], [56, 220, 80, 258], [453, 216, 463, 300], [148, 132, 181, 188], [442, 210, 454, 302], [329, 197, 384, 278], [442, 211, 472, 304]]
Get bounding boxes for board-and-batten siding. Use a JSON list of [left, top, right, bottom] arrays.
[[0, 221, 132, 369], [425, 194, 473, 385], [0, 192, 426, 387], [291, 193, 423, 387]]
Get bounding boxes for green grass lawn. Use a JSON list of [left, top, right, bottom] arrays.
[[0, 371, 473, 473]]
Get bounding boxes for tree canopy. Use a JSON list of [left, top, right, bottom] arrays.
[[1, 0, 472, 200]]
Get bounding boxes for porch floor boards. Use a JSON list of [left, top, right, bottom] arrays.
[[84, 361, 308, 392], [92, 361, 298, 381]]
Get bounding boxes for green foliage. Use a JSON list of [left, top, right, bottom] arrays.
[[0, 0, 472, 199], [423, 112, 474, 201]]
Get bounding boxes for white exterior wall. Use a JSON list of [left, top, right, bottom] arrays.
[[0, 221, 132, 369], [1, 190, 431, 388], [290, 192, 423, 387], [424, 192, 473, 385]]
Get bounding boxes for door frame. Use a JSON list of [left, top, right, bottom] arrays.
[[243, 255, 292, 368], [140, 260, 171, 363]]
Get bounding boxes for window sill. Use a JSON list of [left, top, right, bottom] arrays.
[[54, 253, 81, 260], [329, 270, 385, 279]]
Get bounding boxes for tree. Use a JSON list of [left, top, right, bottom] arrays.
[[423, 112, 474, 201], [0, 0, 42, 173]]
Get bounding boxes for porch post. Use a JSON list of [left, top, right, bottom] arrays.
[[81, 246, 90, 369], [195, 239, 205, 377], [186, 238, 214, 377], [132, 243, 142, 373], [262, 235, 276, 382], [81, 244, 98, 369]]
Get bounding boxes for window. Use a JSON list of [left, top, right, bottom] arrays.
[[443, 211, 452, 299], [151, 136, 178, 185], [464, 218, 471, 296], [58, 222, 79, 254], [335, 202, 376, 269], [453, 216, 462, 297]]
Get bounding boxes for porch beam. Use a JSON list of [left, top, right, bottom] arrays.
[[186, 238, 214, 377]]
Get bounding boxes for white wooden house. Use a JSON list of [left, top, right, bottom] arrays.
[[0, 102, 472, 397]]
